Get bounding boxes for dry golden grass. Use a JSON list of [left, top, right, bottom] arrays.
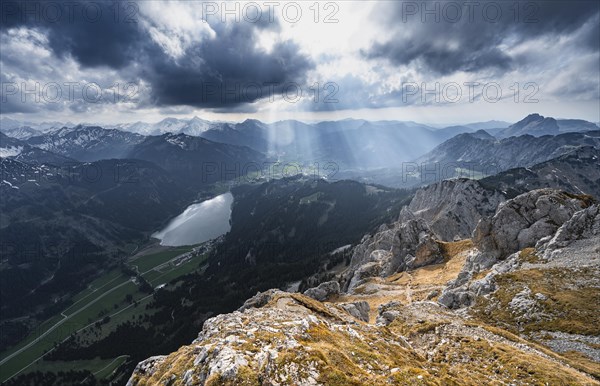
[[302, 323, 432, 385], [519, 247, 542, 264], [471, 267, 600, 336], [388, 241, 471, 287], [561, 191, 597, 208], [438, 239, 474, 260], [429, 336, 599, 385], [472, 269, 491, 281], [561, 351, 600, 379], [341, 241, 473, 322]]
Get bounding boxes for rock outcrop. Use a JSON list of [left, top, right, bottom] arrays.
[[238, 289, 286, 312], [339, 301, 370, 322], [127, 293, 598, 386], [473, 189, 590, 264], [303, 281, 340, 302], [346, 217, 442, 292], [344, 179, 506, 292], [408, 179, 505, 241], [536, 204, 600, 260], [438, 190, 595, 309]]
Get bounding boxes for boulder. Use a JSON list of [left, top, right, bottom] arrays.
[[536, 204, 600, 259], [407, 234, 443, 269], [346, 217, 439, 292], [375, 301, 403, 325], [473, 189, 589, 264], [238, 289, 285, 312], [340, 301, 370, 322], [303, 280, 340, 302], [126, 356, 167, 385]]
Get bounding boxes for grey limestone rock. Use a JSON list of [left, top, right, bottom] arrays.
[[303, 280, 340, 302]]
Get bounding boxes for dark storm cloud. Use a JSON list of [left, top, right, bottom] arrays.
[[0, 0, 145, 68], [581, 15, 600, 51], [0, 0, 314, 109], [365, 36, 513, 75], [0, 95, 36, 113], [143, 7, 313, 109], [365, 0, 600, 75], [146, 21, 314, 109]]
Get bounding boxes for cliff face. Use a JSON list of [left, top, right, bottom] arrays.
[[128, 188, 600, 385], [438, 189, 594, 309], [407, 179, 505, 241], [343, 179, 504, 293]]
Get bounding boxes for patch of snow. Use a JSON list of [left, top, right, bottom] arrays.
[[166, 136, 187, 149], [330, 244, 352, 255], [2, 180, 19, 189], [0, 146, 23, 157]]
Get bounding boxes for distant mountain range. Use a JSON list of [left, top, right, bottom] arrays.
[[2, 114, 597, 169], [109, 116, 226, 136], [128, 133, 267, 186], [25, 125, 145, 161], [487, 113, 599, 138], [416, 128, 600, 174], [0, 117, 75, 138], [2, 114, 599, 192], [480, 146, 600, 198]]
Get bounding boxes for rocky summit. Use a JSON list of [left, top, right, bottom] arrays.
[[127, 185, 600, 386]]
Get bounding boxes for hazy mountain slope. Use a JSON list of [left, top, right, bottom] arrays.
[[200, 120, 270, 153], [480, 146, 600, 199], [0, 132, 74, 164], [202, 120, 467, 168], [496, 114, 598, 138], [313, 118, 368, 132], [416, 130, 600, 173], [433, 125, 475, 138], [463, 120, 510, 131], [26, 125, 145, 161], [497, 113, 560, 138], [557, 118, 599, 133], [0, 126, 41, 139], [127, 133, 267, 185], [200, 119, 323, 156], [307, 121, 465, 168]]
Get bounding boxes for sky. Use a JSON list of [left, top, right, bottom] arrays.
[[0, 0, 599, 125]]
